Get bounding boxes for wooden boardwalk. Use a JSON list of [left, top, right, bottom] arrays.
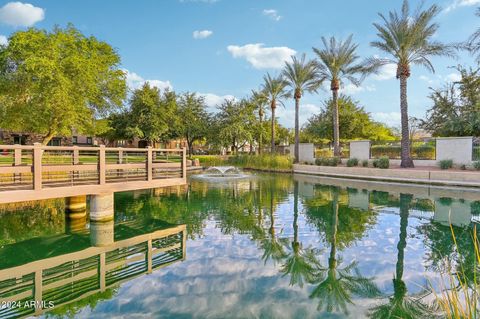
[[0, 144, 187, 204]]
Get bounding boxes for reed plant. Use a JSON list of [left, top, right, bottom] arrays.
[[431, 225, 480, 319]]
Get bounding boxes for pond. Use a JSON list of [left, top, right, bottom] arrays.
[[1, 173, 480, 318]]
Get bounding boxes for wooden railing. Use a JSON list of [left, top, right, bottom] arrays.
[[0, 224, 186, 318], [0, 144, 187, 192]]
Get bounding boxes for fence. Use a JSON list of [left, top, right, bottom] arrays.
[[473, 138, 480, 161], [314, 142, 350, 158], [0, 144, 186, 192], [370, 140, 436, 160], [350, 137, 475, 165]]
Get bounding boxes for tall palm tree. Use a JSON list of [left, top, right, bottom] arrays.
[[368, 0, 454, 168], [313, 35, 375, 157], [261, 73, 290, 154], [282, 54, 321, 163], [251, 89, 268, 154]]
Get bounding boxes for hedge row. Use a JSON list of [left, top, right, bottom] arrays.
[[370, 145, 435, 160]]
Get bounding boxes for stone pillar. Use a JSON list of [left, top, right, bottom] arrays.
[[90, 220, 114, 247], [349, 140, 371, 161], [436, 137, 473, 165], [90, 193, 114, 222]]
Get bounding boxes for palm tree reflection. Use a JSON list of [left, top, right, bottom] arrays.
[[308, 189, 380, 314], [280, 181, 321, 287], [369, 194, 436, 319]]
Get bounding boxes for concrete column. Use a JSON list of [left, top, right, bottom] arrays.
[[89, 193, 114, 222], [350, 140, 371, 160], [90, 220, 114, 247], [436, 137, 473, 165]]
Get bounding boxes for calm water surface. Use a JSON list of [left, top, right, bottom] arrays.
[[1, 173, 480, 318]]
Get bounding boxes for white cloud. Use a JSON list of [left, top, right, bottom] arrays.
[[227, 43, 296, 69], [277, 103, 321, 128], [445, 72, 461, 82], [193, 30, 213, 39], [262, 9, 282, 21], [445, 0, 480, 12], [373, 63, 397, 81], [340, 83, 376, 95], [124, 69, 173, 91], [200, 93, 236, 109], [0, 35, 7, 45], [0, 2, 44, 27], [372, 112, 401, 128]]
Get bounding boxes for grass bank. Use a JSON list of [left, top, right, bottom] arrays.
[[192, 154, 293, 172]]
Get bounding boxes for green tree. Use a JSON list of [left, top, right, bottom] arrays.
[[177, 92, 210, 157], [282, 54, 321, 163], [421, 65, 480, 136], [0, 25, 126, 145], [251, 89, 269, 154], [125, 84, 177, 146], [369, 0, 454, 167], [261, 73, 290, 153], [313, 35, 375, 157], [303, 95, 395, 142], [213, 99, 257, 154]]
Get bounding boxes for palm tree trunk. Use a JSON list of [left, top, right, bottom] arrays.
[[294, 97, 300, 163], [332, 88, 340, 157], [259, 112, 263, 155], [293, 181, 299, 246], [271, 103, 276, 154], [329, 190, 339, 269], [396, 194, 411, 281], [399, 74, 414, 168]]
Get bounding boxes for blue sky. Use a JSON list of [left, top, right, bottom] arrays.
[[0, 0, 478, 128]]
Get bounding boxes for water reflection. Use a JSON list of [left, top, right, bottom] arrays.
[[0, 173, 479, 318], [0, 218, 186, 318]]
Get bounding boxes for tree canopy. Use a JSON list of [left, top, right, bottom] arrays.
[[302, 95, 395, 142], [0, 25, 126, 144], [421, 65, 480, 136]]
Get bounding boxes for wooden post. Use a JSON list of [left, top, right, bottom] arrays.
[[147, 146, 153, 181], [14, 145, 21, 183], [182, 147, 187, 180], [34, 269, 43, 315], [147, 239, 153, 273], [33, 143, 42, 190], [99, 252, 106, 292], [72, 146, 79, 184], [118, 148, 123, 164], [99, 145, 106, 185]]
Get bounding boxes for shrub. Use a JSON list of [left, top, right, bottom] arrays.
[[346, 158, 359, 167], [474, 161, 480, 170], [439, 159, 453, 170], [373, 156, 389, 169], [362, 160, 369, 167], [315, 148, 333, 158], [315, 157, 341, 167], [226, 154, 293, 170], [460, 164, 467, 170]]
